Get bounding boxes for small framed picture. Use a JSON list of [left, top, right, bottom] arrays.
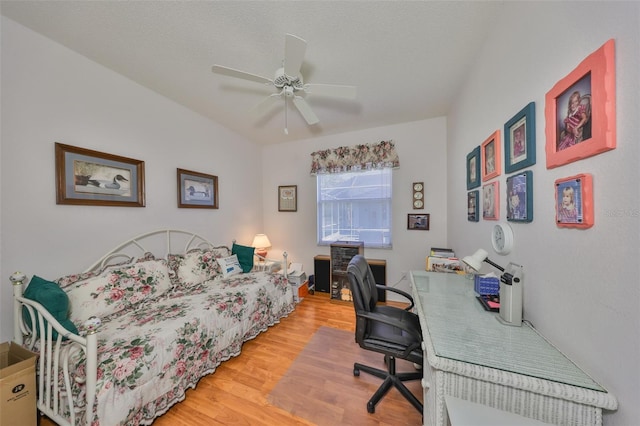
[[466, 146, 481, 190], [467, 190, 479, 222], [177, 168, 218, 209], [555, 173, 594, 228], [506, 171, 533, 223], [545, 39, 616, 169], [504, 102, 536, 173], [481, 130, 501, 182], [482, 181, 499, 220], [407, 214, 430, 230], [55, 142, 145, 207], [278, 185, 297, 212]]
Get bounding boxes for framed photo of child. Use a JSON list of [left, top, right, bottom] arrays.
[[545, 39, 616, 169], [467, 190, 479, 222], [504, 102, 536, 174], [482, 181, 499, 220], [481, 130, 501, 181], [555, 173, 593, 228], [506, 171, 533, 223]]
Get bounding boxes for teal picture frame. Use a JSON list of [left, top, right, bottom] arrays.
[[467, 190, 479, 222], [506, 170, 533, 223], [466, 146, 481, 190], [504, 102, 536, 174]]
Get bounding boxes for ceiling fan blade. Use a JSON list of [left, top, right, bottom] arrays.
[[304, 83, 357, 99], [251, 94, 282, 117], [292, 97, 319, 125], [211, 65, 273, 85], [284, 34, 307, 77]]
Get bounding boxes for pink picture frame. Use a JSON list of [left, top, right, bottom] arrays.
[[481, 130, 501, 181], [545, 39, 616, 169], [555, 173, 594, 229], [482, 181, 499, 220]]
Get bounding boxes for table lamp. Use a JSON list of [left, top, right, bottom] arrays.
[[251, 234, 272, 260], [462, 248, 523, 327]]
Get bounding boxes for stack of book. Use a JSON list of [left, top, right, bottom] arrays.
[[426, 247, 463, 273], [429, 247, 456, 258]]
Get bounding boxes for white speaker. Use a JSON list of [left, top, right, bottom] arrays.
[[497, 263, 523, 326]]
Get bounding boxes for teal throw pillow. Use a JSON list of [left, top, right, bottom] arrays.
[[232, 243, 255, 273], [23, 275, 78, 340]]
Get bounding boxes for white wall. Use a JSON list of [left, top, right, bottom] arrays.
[[447, 2, 639, 425], [0, 17, 264, 340], [262, 118, 448, 297]]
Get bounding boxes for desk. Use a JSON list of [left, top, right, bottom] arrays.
[[410, 271, 617, 426]]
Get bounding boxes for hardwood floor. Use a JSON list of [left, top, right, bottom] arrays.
[[42, 293, 423, 425]]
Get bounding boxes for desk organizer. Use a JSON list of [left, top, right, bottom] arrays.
[[474, 275, 500, 295]]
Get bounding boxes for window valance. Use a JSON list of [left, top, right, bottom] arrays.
[[309, 140, 400, 175]]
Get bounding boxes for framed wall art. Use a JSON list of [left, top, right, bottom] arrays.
[[482, 181, 499, 220], [466, 146, 481, 190], [545, 39, 616, 169], [407, 213, 430, 230], [278, 185, 297, 212], [481, 130, 501, 181], [177, 168, 218, 209], [55, 142, 145, 207], [555, 173, 593, 228], [506, 170, 533, 223], [504, 102, 536, 173], [467, 190, 479, 222]]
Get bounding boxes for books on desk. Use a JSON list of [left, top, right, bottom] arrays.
[[430, 247, 456, 258]]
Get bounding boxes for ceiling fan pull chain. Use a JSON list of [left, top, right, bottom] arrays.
[[284, 96, 289, 135]]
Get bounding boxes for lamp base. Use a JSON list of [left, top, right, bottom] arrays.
[[256, 249, 268, 260]]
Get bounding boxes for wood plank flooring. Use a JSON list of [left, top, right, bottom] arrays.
[[41, 293, 423, 425]]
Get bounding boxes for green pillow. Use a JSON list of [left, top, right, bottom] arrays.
[[232, 243, 255, 273], [23, 275, 78, 340]]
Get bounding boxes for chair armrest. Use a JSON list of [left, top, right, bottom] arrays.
[[375, 284, 415, 311]]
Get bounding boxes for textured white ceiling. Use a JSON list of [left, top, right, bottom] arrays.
[[1, 1, 505, 145]]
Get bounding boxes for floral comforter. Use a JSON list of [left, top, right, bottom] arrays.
[[67, 271, 294, 425]]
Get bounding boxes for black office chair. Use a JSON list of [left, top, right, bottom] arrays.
[[346, 255, 424, 414]]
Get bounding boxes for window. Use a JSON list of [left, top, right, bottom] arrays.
[[317, 168, 392, 248]]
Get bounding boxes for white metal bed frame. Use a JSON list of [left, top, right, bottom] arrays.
[[12, 229, 288, 425]]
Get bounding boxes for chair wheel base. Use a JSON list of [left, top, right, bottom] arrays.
[[354, 368, 360, 376], [367, 402, 375, 414]]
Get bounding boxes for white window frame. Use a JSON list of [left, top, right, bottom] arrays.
[[316, 168, 392, 249]]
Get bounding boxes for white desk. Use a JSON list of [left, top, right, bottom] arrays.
[[410, 271, 617, 426]]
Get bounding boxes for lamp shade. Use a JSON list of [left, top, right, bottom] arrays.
[[251, 234, 272, 249], [462, 249, 489, 272]]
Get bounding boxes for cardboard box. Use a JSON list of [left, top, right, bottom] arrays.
[[296, 280, 308, 299], [1, 342, 38, 426], [426, 256, 463, 273]]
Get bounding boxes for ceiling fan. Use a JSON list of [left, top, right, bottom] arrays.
[[212, 34, 357, 134]]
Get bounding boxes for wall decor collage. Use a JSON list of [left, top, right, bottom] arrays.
[[466, 39, 615, 229]]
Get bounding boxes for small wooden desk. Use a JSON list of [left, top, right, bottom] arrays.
[[410, 271, 617, 426]]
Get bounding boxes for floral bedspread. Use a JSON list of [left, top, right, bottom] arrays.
[[68, 271, 294, 425]]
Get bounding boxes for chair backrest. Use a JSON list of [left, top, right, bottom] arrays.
[[347, 255, 379, 342]]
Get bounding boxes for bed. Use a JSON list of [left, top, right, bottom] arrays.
[[12, 229, 295, 425]]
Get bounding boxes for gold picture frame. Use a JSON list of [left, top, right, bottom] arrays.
[[278, 185, 297, 212]]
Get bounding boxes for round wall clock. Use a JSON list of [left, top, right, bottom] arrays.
[[412, 182, 424, 209], [491, 223, 514, 255]]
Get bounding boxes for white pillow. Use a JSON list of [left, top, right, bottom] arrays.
[[216, 254, 243, 278]]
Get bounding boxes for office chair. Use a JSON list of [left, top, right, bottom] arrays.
[[346, 255, 424, 414]]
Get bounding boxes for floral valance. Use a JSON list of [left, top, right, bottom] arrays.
[[309, 140, 400, 175]]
